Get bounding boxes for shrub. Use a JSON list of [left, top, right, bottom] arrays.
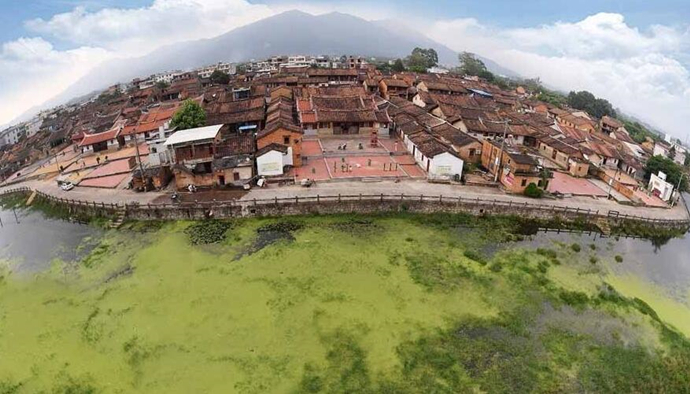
[[615, 255, 624, 263], [523, 183, 543, 198], [185, 220, 233, 245], [571, 243, 581, 253]]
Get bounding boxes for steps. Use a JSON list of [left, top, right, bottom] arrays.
[[25, 190, 37, 206], [596, 218, 612, 235], [109, 208, 127, 229]]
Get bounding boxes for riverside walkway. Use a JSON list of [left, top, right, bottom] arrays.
[[1, 178, 689, 223]]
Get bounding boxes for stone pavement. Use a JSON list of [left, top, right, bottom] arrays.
[[241, 180, 690, 221], [2, 178, 689, 222]]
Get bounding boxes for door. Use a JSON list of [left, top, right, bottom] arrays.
[[233, 172, 240, 181], [218, 175, 225, 186]]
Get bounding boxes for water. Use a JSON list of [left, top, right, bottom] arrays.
[[0, 207, 102, 273]]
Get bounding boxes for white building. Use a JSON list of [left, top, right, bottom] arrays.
[[154, 70, 184, 84], [648, 171, 674, 201], [405, 133, 464, 181], [197, 62, 237, 78], [256, 144, 293, 176], [25, 117, 43, 138], [1, 125, 26, 146], [147, 125, 177, 167]]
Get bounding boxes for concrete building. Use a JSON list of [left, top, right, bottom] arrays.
[[197, 62, 237, 78]]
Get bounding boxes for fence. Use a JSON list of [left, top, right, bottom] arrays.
[[1, 187, 689, 228]]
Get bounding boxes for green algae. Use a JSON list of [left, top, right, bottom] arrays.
[[0, 214, 688, 393]]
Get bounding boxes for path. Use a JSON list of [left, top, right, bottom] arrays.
[[2, 178, 689, 222]]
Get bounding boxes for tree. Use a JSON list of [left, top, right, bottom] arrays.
[[155, 81, 170, 90], [622, 120, 660, 144], [170, 99, 206, 131], [392, 58, 406, 72], [458, 52, 488, 77], [209, 70, 230, 85], [567, 91, 616, 119], [644, 155, 688, 192], [524, 183, 544, 198], [407, 47, 438, 71]]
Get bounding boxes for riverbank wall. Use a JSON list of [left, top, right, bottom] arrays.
[[2, 187, 688, 233]]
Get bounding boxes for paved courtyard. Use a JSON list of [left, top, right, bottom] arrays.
[[295, 136, 426, 181]]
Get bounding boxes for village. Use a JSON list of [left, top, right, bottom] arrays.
[[1, 52, 689, 217]]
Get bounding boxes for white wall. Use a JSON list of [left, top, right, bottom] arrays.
[[257, 150, 285, 176], [429, 152, 464, 180]]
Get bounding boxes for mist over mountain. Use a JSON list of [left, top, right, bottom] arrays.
[[32, 10, 513, 116]]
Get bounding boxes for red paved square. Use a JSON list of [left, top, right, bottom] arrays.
[[301, 140, 323, 157], [325, 156, 407, 178], [547, 171, 607, 196], [79, 173, 129, 188], [82, 158, 137, 179], [288, 157, 330, 181]]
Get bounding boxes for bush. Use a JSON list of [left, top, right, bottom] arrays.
[[185, 220, 233, 245], [524, 183, 543, 198], [571, 243, 581, 253], [615, 255, 624, 263]]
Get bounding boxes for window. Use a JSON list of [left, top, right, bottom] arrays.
[[469, 149, 476, 156], [283, 136, 290, 145], [521, 179, 527, 187], [538, 180, 543, 187], [151, 147, 157, 153]]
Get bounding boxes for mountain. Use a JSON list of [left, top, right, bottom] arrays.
[[39, 10, 518, 113]]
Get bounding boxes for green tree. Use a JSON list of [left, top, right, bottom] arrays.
[[170, 99, 206, 131], [567, 91, 616, 119], [458, 52, 488, 77], [524, 183, 544, 198], [621, 120, 659, 144], [407, 47, 439, 71], [644, 155, 688, 191], [209, 70, 230, 85], [392, 58, 406, 72]]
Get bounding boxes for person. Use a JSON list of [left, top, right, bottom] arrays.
[[96, 157, 101, 165]]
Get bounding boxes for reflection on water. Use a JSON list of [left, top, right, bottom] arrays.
[[515, 228, 690, 303], [0, 207, 102, 273]]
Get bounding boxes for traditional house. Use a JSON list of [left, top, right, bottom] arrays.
[[256, 144, 293, 176], [296, 87, 390, 136], [481, 139, 547, 193], [378, 78, 411, 99], [79, 125, 124, 154], [537, 136, 590, 177], [407, 132, 464, 181], [429, 123, 483, 164]]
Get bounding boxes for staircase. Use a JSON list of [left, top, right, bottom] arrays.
[[595, 218, 612, 236], [25, 190, 37, 206], [109, 208, 127, 229]]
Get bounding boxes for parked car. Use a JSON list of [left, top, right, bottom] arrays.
[[60, 181, 75, 191]]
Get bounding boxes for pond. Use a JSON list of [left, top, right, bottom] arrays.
[[0, 201, 689, 393], [0, 206, 102, 273]]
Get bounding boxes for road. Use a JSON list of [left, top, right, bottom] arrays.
[[2, 178, 689, 221]]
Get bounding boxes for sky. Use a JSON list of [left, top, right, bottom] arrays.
[[1, 0, 690, 140]]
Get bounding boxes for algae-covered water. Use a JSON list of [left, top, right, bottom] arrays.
[[0, 205, 689, 393]]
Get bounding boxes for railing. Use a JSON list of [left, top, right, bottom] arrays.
[[1, 187, 689, 227]]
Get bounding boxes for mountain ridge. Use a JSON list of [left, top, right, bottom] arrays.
[[15, 10, 517, 124]]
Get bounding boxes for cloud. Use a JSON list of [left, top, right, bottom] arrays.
[[427, 13, 690, 138], [25, 0, 276, 56], [0, 37, 110, 125], [0, 0, 280, 126]]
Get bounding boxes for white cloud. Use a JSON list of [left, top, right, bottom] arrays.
[[0, 37, 110, 124], [0, 0, 280, 126], [427, 13, 690, 139], [25, 0, 276, 56]]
